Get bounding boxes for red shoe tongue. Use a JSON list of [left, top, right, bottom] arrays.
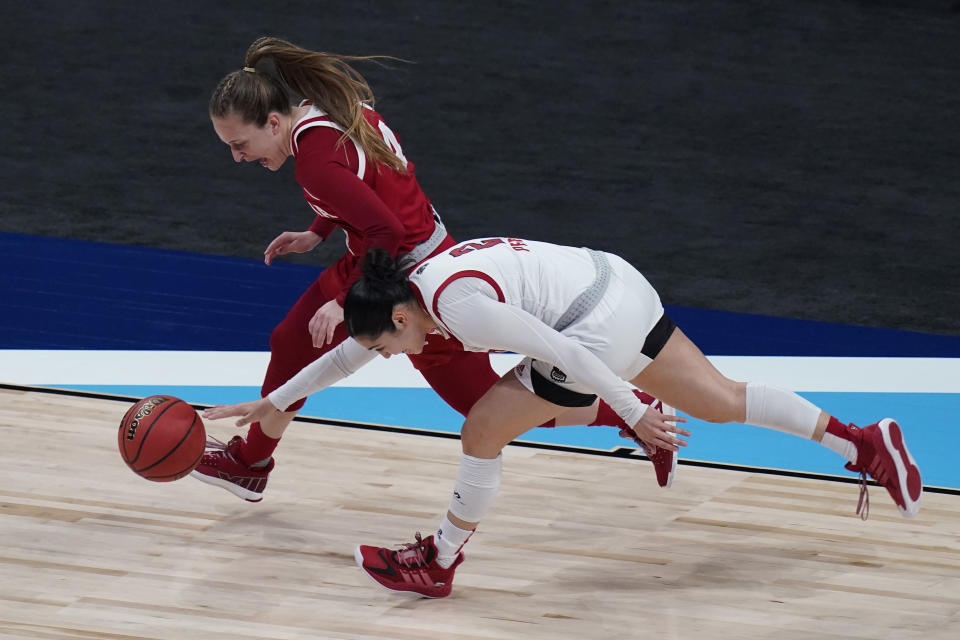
[[423, 542, 437, 564], [395, 543, 428, 566]]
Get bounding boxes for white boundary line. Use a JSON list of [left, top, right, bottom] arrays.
[[1, 350, 959, 393]]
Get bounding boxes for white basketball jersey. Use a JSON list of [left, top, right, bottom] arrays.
[[409, 237, 599, 349], [270, 237, 656, 429]]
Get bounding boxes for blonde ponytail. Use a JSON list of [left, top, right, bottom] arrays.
[[243, 37, 406, 172]]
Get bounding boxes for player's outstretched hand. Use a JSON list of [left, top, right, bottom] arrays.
[[309, 299, 345, 347], [629, 407, 690, 452], [264, 230, 321, 265], [202, 398, 278, 427]]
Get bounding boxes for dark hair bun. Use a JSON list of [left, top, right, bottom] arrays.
[[345, 249, 416, 338], [361, 248, 404, 284]]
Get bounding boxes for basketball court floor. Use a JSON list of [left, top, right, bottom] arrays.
[[1, 233, 958, 639]]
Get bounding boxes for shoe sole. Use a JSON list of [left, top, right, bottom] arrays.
[[656, 401, 678, 489], [878, 418, 922, 518], [189, 469, 263, 502], [353, 546, 450, 599]]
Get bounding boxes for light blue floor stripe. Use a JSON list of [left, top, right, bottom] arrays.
[[60, 384, 959, 490]]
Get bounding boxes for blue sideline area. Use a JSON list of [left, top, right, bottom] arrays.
[[3, 232, 958, 490], [54, 384, 958, 489], [3, 232, 959, 356]]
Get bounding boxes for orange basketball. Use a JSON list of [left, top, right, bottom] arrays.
[[118, 395, 206, 481]]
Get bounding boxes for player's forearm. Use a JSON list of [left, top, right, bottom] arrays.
[[267, 338, 377, 409]]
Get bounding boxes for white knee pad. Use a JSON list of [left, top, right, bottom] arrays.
[[745, 382, 820, 439], [447, 453, 502, 523]]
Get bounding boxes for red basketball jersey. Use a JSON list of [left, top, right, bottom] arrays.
[[290, 104, 438, 297]]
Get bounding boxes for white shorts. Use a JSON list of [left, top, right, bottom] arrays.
[[513, 253, 670, 405]]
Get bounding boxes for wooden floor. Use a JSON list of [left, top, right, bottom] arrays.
[[2, 387, 959, 640]]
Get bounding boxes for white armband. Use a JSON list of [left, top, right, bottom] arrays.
[[267, 338, 377, 411]]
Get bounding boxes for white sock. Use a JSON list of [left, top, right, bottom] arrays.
[[820, 416, 859, 464], [435, 514, 473, 568], [447, 453, 502, 523], [433, 453, 502, 568], [821, 432, 858, 464], [744, 382, 820, 439]]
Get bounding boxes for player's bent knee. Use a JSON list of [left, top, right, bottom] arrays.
[[460, 419, 506, 458], [459, 423, 487, 456]]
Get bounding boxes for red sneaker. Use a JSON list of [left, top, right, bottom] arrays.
[[189, 436, 274, 502], [354, 533, 464, 598], [619, 392, 678, 488], [845, 419, 922, 519]]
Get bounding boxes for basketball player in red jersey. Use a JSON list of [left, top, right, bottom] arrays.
[[192, 37, 674, 500]]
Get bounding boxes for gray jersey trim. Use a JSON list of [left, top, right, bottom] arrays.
[[553, 250, 611, 332]]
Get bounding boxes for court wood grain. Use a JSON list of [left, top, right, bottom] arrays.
[[1, 387, 957, 639]]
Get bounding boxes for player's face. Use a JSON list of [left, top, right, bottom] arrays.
[[356, 313, 429, 359], [212, 111, 289, 171]]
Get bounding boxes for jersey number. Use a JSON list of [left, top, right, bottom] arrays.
[[377, 121, 409, 169], [449, 238, 505, 257]]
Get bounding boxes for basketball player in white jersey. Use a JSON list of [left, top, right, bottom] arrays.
[[208, 236, 922, 598]]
